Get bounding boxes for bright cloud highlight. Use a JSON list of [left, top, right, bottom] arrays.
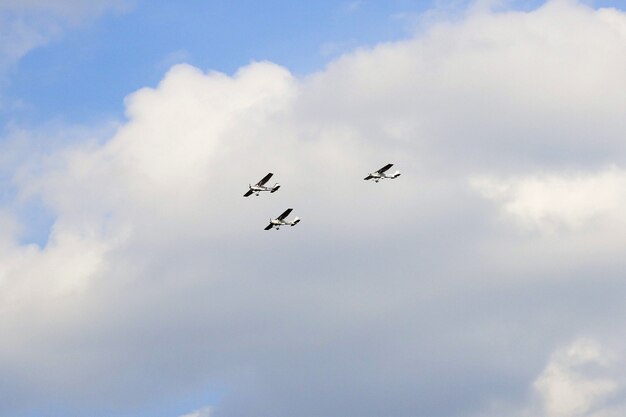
[[472, 166, 626, 231]]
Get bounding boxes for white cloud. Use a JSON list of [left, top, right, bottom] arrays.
[[471, 166, 626, 232], [473, 339, 626, 417], [302, 0, 626, 172], [2, 1, 626, 416], [534, 339, 618, 417]]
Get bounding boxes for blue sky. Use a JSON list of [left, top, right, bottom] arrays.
[[3, 0, 442, 127], [2, 1, 626, 417]]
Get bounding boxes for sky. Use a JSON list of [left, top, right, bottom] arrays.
[[1, 0, 626, 416]]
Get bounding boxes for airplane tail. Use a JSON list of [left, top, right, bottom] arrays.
[[291, 217, 301, 226], [271, 183, 281, 193], [391, 171, 401, 179]]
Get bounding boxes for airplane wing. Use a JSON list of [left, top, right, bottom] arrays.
[[264, 223, 274, 230], [257, 172, 273, 186], [243, 189, 254, 197], [377, 163, 393, 174], [364, 174, 374, 180], [277, 208, 293, 221]]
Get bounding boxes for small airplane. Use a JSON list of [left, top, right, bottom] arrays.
[[264, 208, 301, 230], [364, 163, 401, 182], [244, 172, 280, 197]]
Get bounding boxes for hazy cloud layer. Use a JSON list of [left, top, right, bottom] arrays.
[[1, 1, 626, 416]]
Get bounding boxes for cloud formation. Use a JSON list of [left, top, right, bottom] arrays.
[[1, 1, 626, 416], [476, 339, 626, 417], [472, 165, 626, 231], [534, 339, 618, 417]]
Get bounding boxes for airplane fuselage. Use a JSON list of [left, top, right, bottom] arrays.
[[366, 172, 400, 182], [270, 219, 296, 227], [364, 164, 401, 182], [251, 185, 270, 192], [267, 216, 300, 230], [248, 183, 280, 196]]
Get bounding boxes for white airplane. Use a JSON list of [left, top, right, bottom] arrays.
[[244, 172, 280, 197], [264, 208, 301, 230], [364, 163, 401, 182]]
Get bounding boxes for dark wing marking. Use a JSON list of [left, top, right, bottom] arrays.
[[264, 223, 274, 230], [257, 172, 273, 186], [364, 174, 374, 180], [277, 208, 293, 221], [377, 163, 393, 174], [244, 189, 254, 197]]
